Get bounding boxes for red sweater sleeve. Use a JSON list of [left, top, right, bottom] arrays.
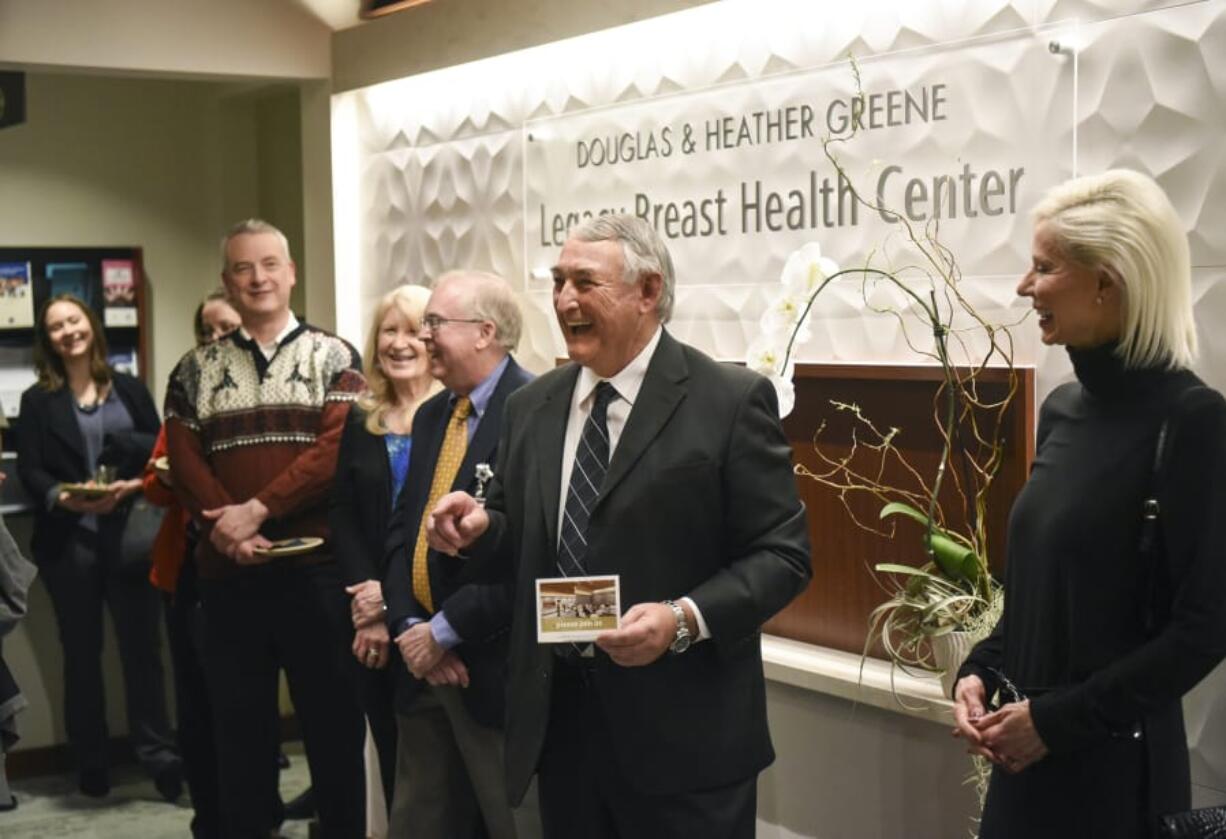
[[255, 399, 353, 519], [142, 425, 177, 507], [166, 416, 234, 518]]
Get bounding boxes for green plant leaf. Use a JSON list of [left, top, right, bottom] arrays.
[[880, 502, 981, 583], [874, 563, 947, 583], [927, 532, 981, 583], [879, 501, 931, 528]]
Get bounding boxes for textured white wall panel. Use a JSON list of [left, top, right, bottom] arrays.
[[1073, 2, 1226, 268], [1188, 659, 1226, 800], [1037, 0, 1196, 25]]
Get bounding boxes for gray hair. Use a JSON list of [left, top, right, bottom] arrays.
[[435, 270, 522, 352], [220, 219, 292, 272], [1033, 169, 1196, 369], [570, 214, 675, 322]]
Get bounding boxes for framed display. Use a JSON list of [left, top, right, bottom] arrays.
[[0, 244, 148, 401]]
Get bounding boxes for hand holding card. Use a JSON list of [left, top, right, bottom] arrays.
[[536, 575, 621, 643]]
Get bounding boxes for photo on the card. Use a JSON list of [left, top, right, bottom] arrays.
[[536, 575, 620, 643]]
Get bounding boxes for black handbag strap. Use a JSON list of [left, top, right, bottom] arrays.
[[1139, 414, 1171, 637], [1138, 384, 1210, 635], [1137, 418, 1169, 555]]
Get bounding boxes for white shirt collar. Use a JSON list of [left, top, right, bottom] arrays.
[[573, 326, 663, 409], [240, 312, 300, 359]]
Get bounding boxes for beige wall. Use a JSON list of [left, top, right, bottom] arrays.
[[0, 71, 305, 750], [0, 72, 307, 407], [0, 0, 330, 79], [1, 73, 222, 407], [332, 0, 714, 92], [0, 0, 327, 759], [301, 79, 336, 332]]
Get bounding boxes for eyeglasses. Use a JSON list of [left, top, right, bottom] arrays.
[[421, 314, 484, 331]]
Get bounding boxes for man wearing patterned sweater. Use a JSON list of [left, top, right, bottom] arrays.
[[165, 219, 367, 839]]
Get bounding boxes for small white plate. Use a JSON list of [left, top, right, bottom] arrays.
[[253, 536, 325, 557], [61, 482, 111, 499]]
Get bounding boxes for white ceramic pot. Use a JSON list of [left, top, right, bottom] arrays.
[[931, 630, 979, 698]]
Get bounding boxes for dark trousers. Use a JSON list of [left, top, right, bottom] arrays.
[[39, 530, 177, 777], [348, 641, 397, 811], [200, 561, 365, 839], [164, 558, 221, 839], [538, 662, 756, 839]]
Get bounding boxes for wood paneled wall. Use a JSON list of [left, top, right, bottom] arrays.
[[764, 364, 1036, 657]]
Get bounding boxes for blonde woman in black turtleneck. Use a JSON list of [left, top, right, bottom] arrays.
[[951, 170, 1226, 838]]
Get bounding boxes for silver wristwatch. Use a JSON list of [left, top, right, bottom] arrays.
[[663, 599, 692, 654]]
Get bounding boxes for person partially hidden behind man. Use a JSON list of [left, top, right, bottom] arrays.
[[428, 214, 812, 838], [382, 269, 532, 839]]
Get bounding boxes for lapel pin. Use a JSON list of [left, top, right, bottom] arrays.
[[473, 462, 494, 506]]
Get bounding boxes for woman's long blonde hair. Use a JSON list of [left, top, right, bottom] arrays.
[[358, 284, 441, 435]]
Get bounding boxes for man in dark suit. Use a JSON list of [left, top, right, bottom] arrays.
[[428, 215, 812, 838], [383, 269, 532, 839]]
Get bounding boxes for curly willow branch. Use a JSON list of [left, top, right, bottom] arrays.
[[779, 55, 1019, 607]]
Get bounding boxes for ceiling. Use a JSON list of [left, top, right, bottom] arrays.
[[292, 0, 365, 31]]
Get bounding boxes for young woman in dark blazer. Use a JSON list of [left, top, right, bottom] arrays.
[[16, 293, 180, 799], [331, 284, 440, 815]]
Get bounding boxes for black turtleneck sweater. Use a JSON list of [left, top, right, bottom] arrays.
[[961, 343, 1226, 764]]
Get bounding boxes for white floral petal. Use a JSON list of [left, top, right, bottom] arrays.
[[770, 376, 796, 418]]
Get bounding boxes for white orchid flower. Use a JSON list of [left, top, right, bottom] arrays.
[[749, 242, 843, 418], [746, 334, 793, 379], [770, 375, 796, 418], [759, 290, 813, 345], [781, 243, 840, 299]]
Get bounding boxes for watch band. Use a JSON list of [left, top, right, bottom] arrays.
[[663, 599, 692, 653]]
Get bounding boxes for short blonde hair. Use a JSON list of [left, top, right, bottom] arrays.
[[1032, 169, 1196, 369], [358, 284, 442, 435]]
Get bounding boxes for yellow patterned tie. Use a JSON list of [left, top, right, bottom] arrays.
[[411, 396, 472, 614]]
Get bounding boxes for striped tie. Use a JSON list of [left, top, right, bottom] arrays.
[[411, 396, 472, 614], [557, 382, 618, 576]]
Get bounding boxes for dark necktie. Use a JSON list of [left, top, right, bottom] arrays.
[[557, 381, 618, 576]]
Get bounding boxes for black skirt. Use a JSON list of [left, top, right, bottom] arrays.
[[979, 736, 1148, 839]]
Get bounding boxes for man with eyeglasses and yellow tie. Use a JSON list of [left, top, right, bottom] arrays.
[[381, 269, 532, 839]]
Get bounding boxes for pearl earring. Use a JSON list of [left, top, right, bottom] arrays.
[[1095, 295, 1103, 305]]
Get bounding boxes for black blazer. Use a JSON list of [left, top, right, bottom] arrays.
[[330, 405, 399, 587], [16, 372, 160, 564], [472, 330, 812, 803], [383, 356, 533, 727]]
